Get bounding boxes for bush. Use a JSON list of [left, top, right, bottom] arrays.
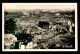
[[4, 34, 17, 49]]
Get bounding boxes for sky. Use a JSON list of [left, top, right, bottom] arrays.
[[2, 3, 76, 11]]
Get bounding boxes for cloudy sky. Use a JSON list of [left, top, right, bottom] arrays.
[[2, 3, 76, 11]]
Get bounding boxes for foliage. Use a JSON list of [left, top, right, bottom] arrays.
[[5, 18, 16, 34], [15, 33, 23, 40], [6, 12, 23, 18], [4, 34, 17, 49]]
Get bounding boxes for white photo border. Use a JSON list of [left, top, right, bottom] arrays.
[[2, 3, 78, 52]]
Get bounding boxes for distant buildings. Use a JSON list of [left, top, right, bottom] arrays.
[[50, 18, 75, 33]]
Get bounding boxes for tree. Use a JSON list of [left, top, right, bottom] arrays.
[[5, 18, 16, 34], [4, 34, 17, 49]]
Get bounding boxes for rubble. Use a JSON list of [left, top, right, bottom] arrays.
[[4, 10, 75, 49]]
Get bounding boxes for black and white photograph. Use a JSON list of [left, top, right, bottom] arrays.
[[2, 3, 78, 51]]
